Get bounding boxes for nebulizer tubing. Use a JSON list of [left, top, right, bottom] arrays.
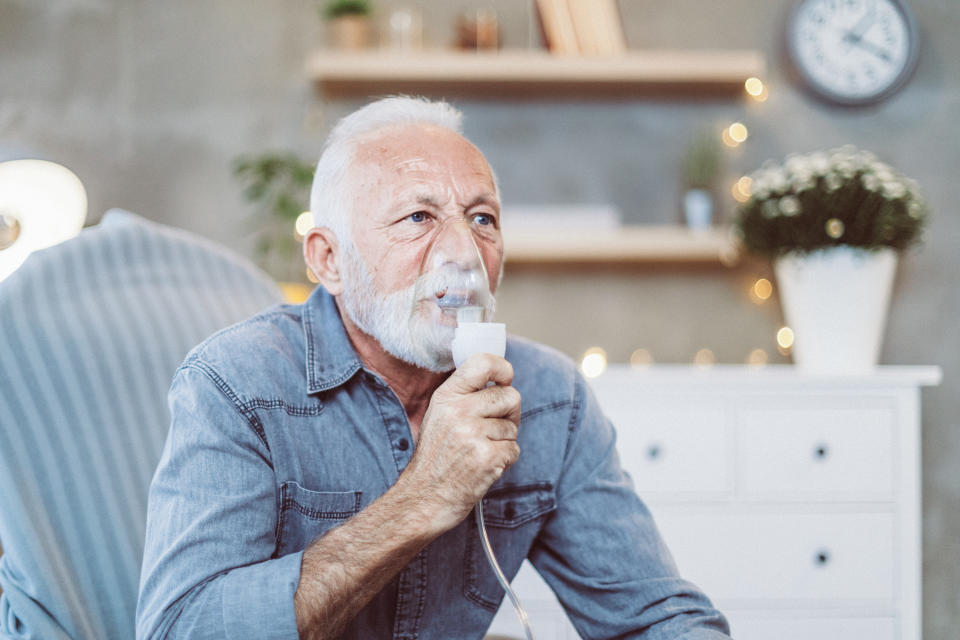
[[415, 217, 534, 640]]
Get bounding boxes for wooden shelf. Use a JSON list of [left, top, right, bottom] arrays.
[[503, 225, 739, 265], [307, 49, 766, 97]]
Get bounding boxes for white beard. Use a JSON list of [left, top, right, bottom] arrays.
[[338, 243, 496, 373]]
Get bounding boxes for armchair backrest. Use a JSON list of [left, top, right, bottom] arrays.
[[0, 210, 284, 639]]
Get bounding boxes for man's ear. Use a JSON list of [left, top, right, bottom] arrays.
[[304, 226, 344, 296]]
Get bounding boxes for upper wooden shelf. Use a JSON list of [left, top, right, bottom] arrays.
[[307, 49, 766, 97], [503, 225, 740, 265]]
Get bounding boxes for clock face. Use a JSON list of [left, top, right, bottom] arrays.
[[787, 0, 919, 105]]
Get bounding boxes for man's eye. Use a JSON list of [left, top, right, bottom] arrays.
[[408, 211, 429, 223], [473, 213, 494, 226]]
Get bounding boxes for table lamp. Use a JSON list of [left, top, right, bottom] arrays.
[[0, 159, 87, 282]]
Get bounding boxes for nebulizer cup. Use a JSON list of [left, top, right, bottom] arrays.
[[413, 217, 533, 640]]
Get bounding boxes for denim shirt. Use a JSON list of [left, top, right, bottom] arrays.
[[136, 287, 730, 640]]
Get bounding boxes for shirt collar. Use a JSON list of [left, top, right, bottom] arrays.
[[302, 286, 363, 394]]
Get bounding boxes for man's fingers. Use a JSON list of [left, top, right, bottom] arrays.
[[474, 384, 522, 421], [485, 418, 519, 442], [448, 353, 513, 392]]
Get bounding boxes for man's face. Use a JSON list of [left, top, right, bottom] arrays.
[[338, 124, 504, 371]]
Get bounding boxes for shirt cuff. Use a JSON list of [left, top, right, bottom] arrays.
[[220, 551, 304, 640]]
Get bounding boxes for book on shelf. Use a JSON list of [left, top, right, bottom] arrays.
[[535, 0, 627, 57], [535, 0, 580, 55]]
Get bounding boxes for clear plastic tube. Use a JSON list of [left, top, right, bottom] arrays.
[[475, 503, 535, 640]]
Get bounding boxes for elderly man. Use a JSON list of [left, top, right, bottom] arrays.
[[137, 96, 731, 640]]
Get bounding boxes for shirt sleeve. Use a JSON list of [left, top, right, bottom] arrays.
[[528, 372, 732, 640], [136, 360, 302, 640]]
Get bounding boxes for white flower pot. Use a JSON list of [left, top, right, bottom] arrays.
[[683, 189, 713, 230], [773, 246, 897, 373]]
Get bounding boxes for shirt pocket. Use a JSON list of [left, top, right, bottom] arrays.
[[464, 482, 556, 611], [276, 481, 363, 556]]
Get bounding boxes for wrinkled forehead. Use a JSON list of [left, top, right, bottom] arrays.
[[350, 123, 496, 189]]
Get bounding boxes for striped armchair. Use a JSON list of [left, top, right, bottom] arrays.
[[0, 210, 284, 639]]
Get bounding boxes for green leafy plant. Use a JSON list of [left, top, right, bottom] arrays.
[[734, 145, 930, 257], [682, 129, 722, 189], [322, 0, 371, 20], [233, 152, 315, 282]]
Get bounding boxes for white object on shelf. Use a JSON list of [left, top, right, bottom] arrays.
[[683, 188, 714, 230], [503, 225, 736, 264], [501, 204, 621, 233], [487, 364, 940, 640]]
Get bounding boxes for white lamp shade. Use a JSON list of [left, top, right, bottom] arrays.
[[0, 159, 87, 281]]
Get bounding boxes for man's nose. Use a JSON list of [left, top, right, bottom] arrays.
[[433, 218, 483, 269]]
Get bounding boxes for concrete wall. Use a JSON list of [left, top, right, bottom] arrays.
[[2, 0, 958, 635]]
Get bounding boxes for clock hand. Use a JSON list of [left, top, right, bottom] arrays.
[[843, 0, 877, 45], [850, 37, 894, 63]]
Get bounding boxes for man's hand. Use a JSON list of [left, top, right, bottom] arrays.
[[400, 353, 522, 532]]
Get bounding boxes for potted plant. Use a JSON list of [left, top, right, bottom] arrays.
[[323, 0, 372, 50], [734, 145, 930, 372], [681, 130, 722, 230], [233, 152, 315, 284]]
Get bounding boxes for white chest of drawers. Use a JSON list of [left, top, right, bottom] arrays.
[[488, 365, 942, 639]]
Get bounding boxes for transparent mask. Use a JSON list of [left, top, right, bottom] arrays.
[[411, 215, 495, 333]]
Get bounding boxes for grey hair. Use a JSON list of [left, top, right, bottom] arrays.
[[309, 96, 470, 243]]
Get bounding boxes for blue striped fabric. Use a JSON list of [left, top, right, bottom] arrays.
[[0, 210, 283, 639]]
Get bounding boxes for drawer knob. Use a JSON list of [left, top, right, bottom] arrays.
[[813, 443, 830, 460], [646, 444, 662, 461], [814, 549, 831, 567]]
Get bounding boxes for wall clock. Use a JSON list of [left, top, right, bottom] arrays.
[[786, 0, 920, 106]]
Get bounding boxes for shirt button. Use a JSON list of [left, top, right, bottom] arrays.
[[397, 438, 410, 451]]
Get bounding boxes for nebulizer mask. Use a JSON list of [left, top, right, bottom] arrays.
[[414, 217, 534, 640], [411, 215, 504, 369]]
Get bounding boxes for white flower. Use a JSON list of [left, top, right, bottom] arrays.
[[908, 201, 924, 219], [862, 173, 880, 191], [824, 172, 844, 191], [881, 181, 907, 199], [767, 169, 788, 192], [785, 154, 811, 176], [836, 160, 856, 178], [791, 175, 815, 192], [809, 152, 830, 175], [762, 200, 780, 218], [778, 195, 801, 216]]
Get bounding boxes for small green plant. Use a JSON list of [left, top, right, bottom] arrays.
[[682, 129, 722, 189], [322, 0, 371, 20], [233, 152, 315, 282], [734, 145, 930, 257]]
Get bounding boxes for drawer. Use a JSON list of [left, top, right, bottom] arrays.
[[600, 399, 731, 496], [654, 511, 895, 602], [728, 614, 895, 640], [737, 402, 895, 500]]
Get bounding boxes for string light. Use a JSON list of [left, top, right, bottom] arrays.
[[630, 348, 654, 368], [746, 348, 768, 367], [777, 326, 795, 350], [723, 122, 748, 147], [580, 347, 607, 378], [826, 218, 845, 239], [744, 77, 768, 102], [732, 176, 752, 202], [749, 277, 773, 303], [295, 211, 314, 240], [693, 348, 716, 367]]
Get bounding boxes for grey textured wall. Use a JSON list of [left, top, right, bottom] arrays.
[[2, 0, 957, 635]]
